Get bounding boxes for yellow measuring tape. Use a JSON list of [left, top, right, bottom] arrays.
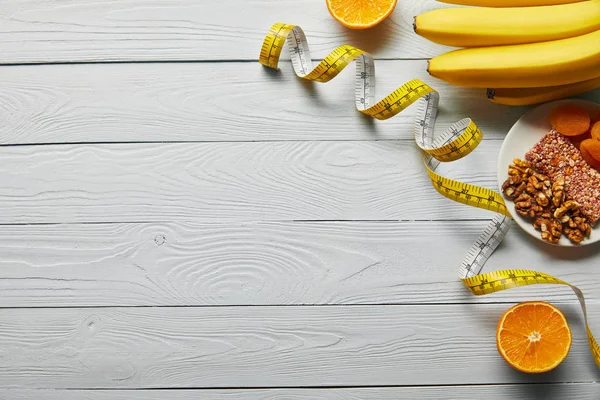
[[260, 22, 600, 368]]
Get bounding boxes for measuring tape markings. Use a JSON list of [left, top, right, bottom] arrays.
[[259, 22, 600, 368]]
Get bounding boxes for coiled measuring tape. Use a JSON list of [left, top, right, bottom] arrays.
[[260, 22, 600, 368]]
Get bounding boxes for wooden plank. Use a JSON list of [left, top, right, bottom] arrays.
[[0, 140, 505, 224], [0, 61, 572, 145], [0, 305, 598, 388], [0, 0, 454, 64], [1, 384, 599, 399], [1, 220, 599, 307]]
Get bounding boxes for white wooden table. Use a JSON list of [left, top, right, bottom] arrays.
[[1, 1, 599, 398]]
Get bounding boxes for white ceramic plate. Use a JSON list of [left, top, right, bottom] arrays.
[[497, 99, 600, 247]]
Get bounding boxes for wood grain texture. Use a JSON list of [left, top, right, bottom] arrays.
[[2, 384, 599, 399], [2, 0, 599, 393], [0, 61, 565, 145], [0, 305, 598, 388], [0, 140, 505, 224], [0, 0, 452, 64], [1, 220, 599, 307]]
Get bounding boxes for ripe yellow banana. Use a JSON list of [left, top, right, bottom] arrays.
[[439, 0, 586, 6], [488, 76, 600, 106], [428, 29, 600, 88], [415, 1, 600, 47]]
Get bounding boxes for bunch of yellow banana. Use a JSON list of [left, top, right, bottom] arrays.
[[414, 0, 600, 105]]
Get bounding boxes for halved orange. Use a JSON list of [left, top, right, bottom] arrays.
[[497, 302, 572, 373], [326, 0, 398, 30]]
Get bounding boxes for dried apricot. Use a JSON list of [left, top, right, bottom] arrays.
[[580, 139, 600, 170], [569, 131, 591, 150], [591, 121, 600, 141], [549, 105, 591, 137]]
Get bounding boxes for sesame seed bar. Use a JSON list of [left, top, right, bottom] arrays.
[[525, 131, 600, 227]]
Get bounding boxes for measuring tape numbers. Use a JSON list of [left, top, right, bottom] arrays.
[[259, 22, 600, 368]]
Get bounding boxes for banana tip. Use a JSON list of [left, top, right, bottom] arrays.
[[412, 16, 417, 33], [486, 88, 495, 100]]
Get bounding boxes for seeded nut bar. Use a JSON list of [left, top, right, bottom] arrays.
[[525, 131, 600, 227]]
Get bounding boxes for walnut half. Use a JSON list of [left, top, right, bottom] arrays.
[[533, 218, 562, 244], [563, 215, 592, 244], [514, 193, 544, 218], [502, 159, 535, 200]]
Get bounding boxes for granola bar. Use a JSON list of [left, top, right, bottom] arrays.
[[525, 131, 600, 227]]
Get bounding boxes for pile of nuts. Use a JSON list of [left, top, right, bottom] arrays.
[[502, 158, 591, 244]]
